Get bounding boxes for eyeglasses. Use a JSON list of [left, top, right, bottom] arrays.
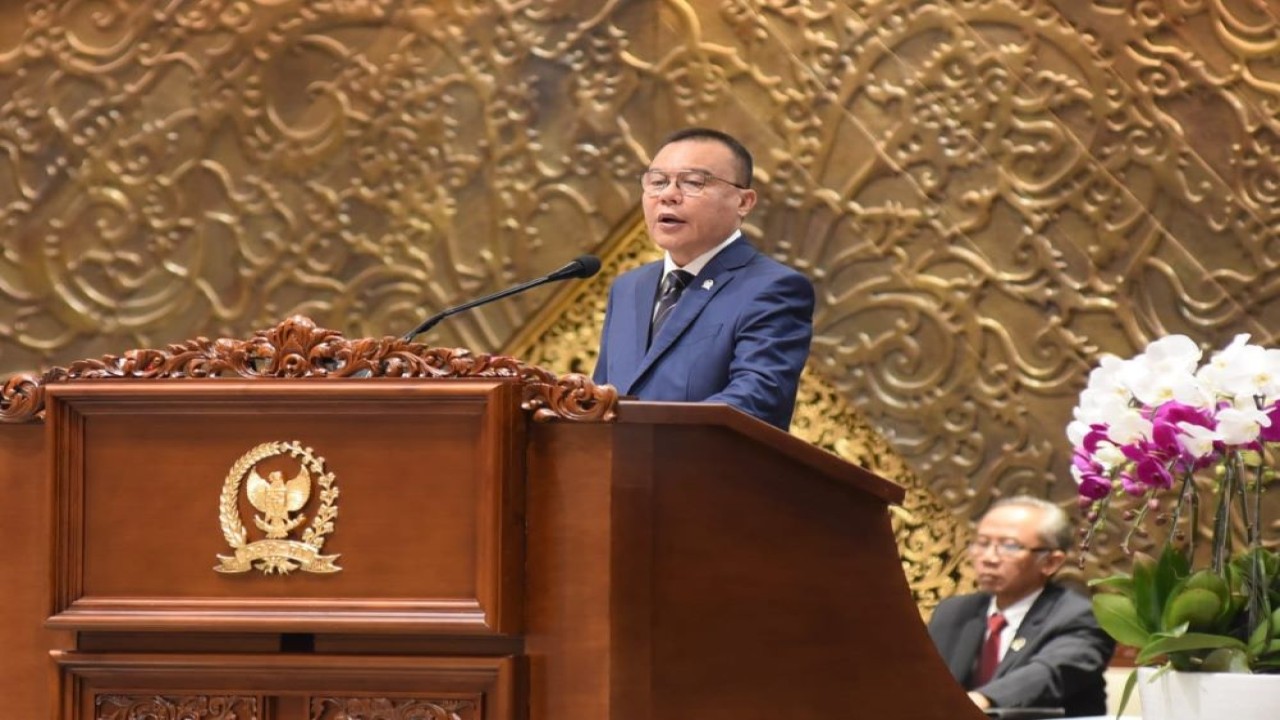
[[640, 170, 749, 197], [967, 538, 1054, 558]]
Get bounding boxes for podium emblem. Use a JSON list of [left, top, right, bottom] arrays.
[[216, 441, 341, 575]]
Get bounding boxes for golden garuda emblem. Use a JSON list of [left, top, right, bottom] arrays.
[[215, 441, 341, 574]]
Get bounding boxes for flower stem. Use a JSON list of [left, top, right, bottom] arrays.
[[1243, 450, 1267, 646], [1122, 492, 1154, 555], [1167, 470, 1196, 556], [1211, 459, 1233, 574]]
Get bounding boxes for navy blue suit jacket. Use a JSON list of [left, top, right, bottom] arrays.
[[592, 238, 814, 430], [927, 583, 1115, 717]]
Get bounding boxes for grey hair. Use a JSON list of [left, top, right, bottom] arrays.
[[986, 495, 1072, 551]]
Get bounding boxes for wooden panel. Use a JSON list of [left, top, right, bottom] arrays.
[[522, 404, 975, 720], [523, 421, 616, 720], [0, 423, 73, 720], [611, 403, 983, 720], [55, 653, 517, 720], [45, 379, 525, 635]]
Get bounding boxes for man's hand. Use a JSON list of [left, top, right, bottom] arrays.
[[967, 691, 992, 710]]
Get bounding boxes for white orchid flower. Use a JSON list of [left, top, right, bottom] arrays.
[[1140, 334, 1204, 370], [1198, 334, 1254, 397], [1120, 336, 1207, 407], [1109, 409, 1153, 445], [1215, 346, 1280, 402], [1215, 406, 1271, 445], [1093, 441, 1126, 469], [1073, 356, 1134, 424], [1066, 419, 1092, 447], [1175, 422, 1218, 459]]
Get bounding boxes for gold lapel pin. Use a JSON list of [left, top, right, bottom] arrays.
[[1010, 637, 1026, 652]]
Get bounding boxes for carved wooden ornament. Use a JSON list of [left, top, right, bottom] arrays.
[[0, 316, 619, 425]]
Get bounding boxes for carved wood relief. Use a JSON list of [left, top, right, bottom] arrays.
[[311, 697, 476, 720], [96, 695, 257, 720], [60, 653, 512, 720], [2, 1, 1278, 581]]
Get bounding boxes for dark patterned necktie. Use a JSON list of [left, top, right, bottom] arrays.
[[650, 269, 693, 344], [974, 612, 1007, 687]]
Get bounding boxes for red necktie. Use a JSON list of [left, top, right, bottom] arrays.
[[975, 613, 1007, 687]]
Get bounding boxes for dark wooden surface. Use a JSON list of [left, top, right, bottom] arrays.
[[522, 401, 986, 720], [43, 379, 525, 634], [0, 422, 71, 720]]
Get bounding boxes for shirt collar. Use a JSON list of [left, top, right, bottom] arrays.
[[663, 229, 742, 277], [987, 586, 1044, 630]]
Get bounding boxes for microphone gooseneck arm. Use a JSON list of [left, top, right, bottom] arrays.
[[401, 275, 557, 342], [401, 254, 601, 342]]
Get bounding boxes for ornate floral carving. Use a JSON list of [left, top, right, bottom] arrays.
[[96, 694, 257, 720], [310, 696, 476, 720], [0, 317, 617, 424]]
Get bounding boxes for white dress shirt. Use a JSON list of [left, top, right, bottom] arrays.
[[986, 587, 1044, 662]]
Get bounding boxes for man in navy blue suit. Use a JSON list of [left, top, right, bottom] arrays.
[[593, 128, 815, 430]]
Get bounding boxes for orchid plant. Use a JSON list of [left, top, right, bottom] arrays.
[[1069, 335, 1280, 705]]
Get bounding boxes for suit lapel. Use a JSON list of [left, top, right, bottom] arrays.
[[626, 239, 755, 391], [953, 601, 988, 686], [617, 263, 662, 392], [992, 585, 1061, 680]]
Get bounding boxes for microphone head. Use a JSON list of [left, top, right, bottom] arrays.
[[550, 254, 602, 280], [572, 254, 602, 278]]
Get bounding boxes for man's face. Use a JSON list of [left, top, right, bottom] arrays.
[[642, 138, 757, 266], [970, 505, 1066, 608]]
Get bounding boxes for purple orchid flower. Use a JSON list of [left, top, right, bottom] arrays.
[[1261, 404, 1280, 443]]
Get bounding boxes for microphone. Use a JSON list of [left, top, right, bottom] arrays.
[[402, 254, 602, 341]]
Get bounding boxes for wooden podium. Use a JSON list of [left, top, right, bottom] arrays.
[[0, 318, 984, 720]]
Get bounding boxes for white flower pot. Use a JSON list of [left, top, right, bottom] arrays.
[[1137, 666, 1280, 720]]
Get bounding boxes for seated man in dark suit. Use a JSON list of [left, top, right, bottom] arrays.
[[928, 496, 1115, 717]]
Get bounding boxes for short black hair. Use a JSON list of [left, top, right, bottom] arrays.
[[655, 127, 754, 188]]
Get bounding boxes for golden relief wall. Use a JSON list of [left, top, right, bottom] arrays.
[[2, 1, 1279, 583]]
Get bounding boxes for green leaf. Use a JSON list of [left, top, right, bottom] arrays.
[[1093, 593, 1151, 648], [1156, 545, 1191, 598], [1249, 617, 1272, 658], [1185, 569, 1229, 602], [1132, 552, 1162, 631], [1232, 546, 1280, 585], [1201, 647, 1250, 673], [1088, 573, 1135, 596], [1226, 562, 1245, 597], [1163, 587, 1222, 632], [1134, 633, 1248, 666], [1264, 550, 1280, 582], [1152, 622, 1189, 639], [1115, 668, 1138, 717]]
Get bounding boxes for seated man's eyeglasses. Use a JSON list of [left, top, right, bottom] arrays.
[[640, 169, 749, 197], [967, 537, 1053, 558]]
